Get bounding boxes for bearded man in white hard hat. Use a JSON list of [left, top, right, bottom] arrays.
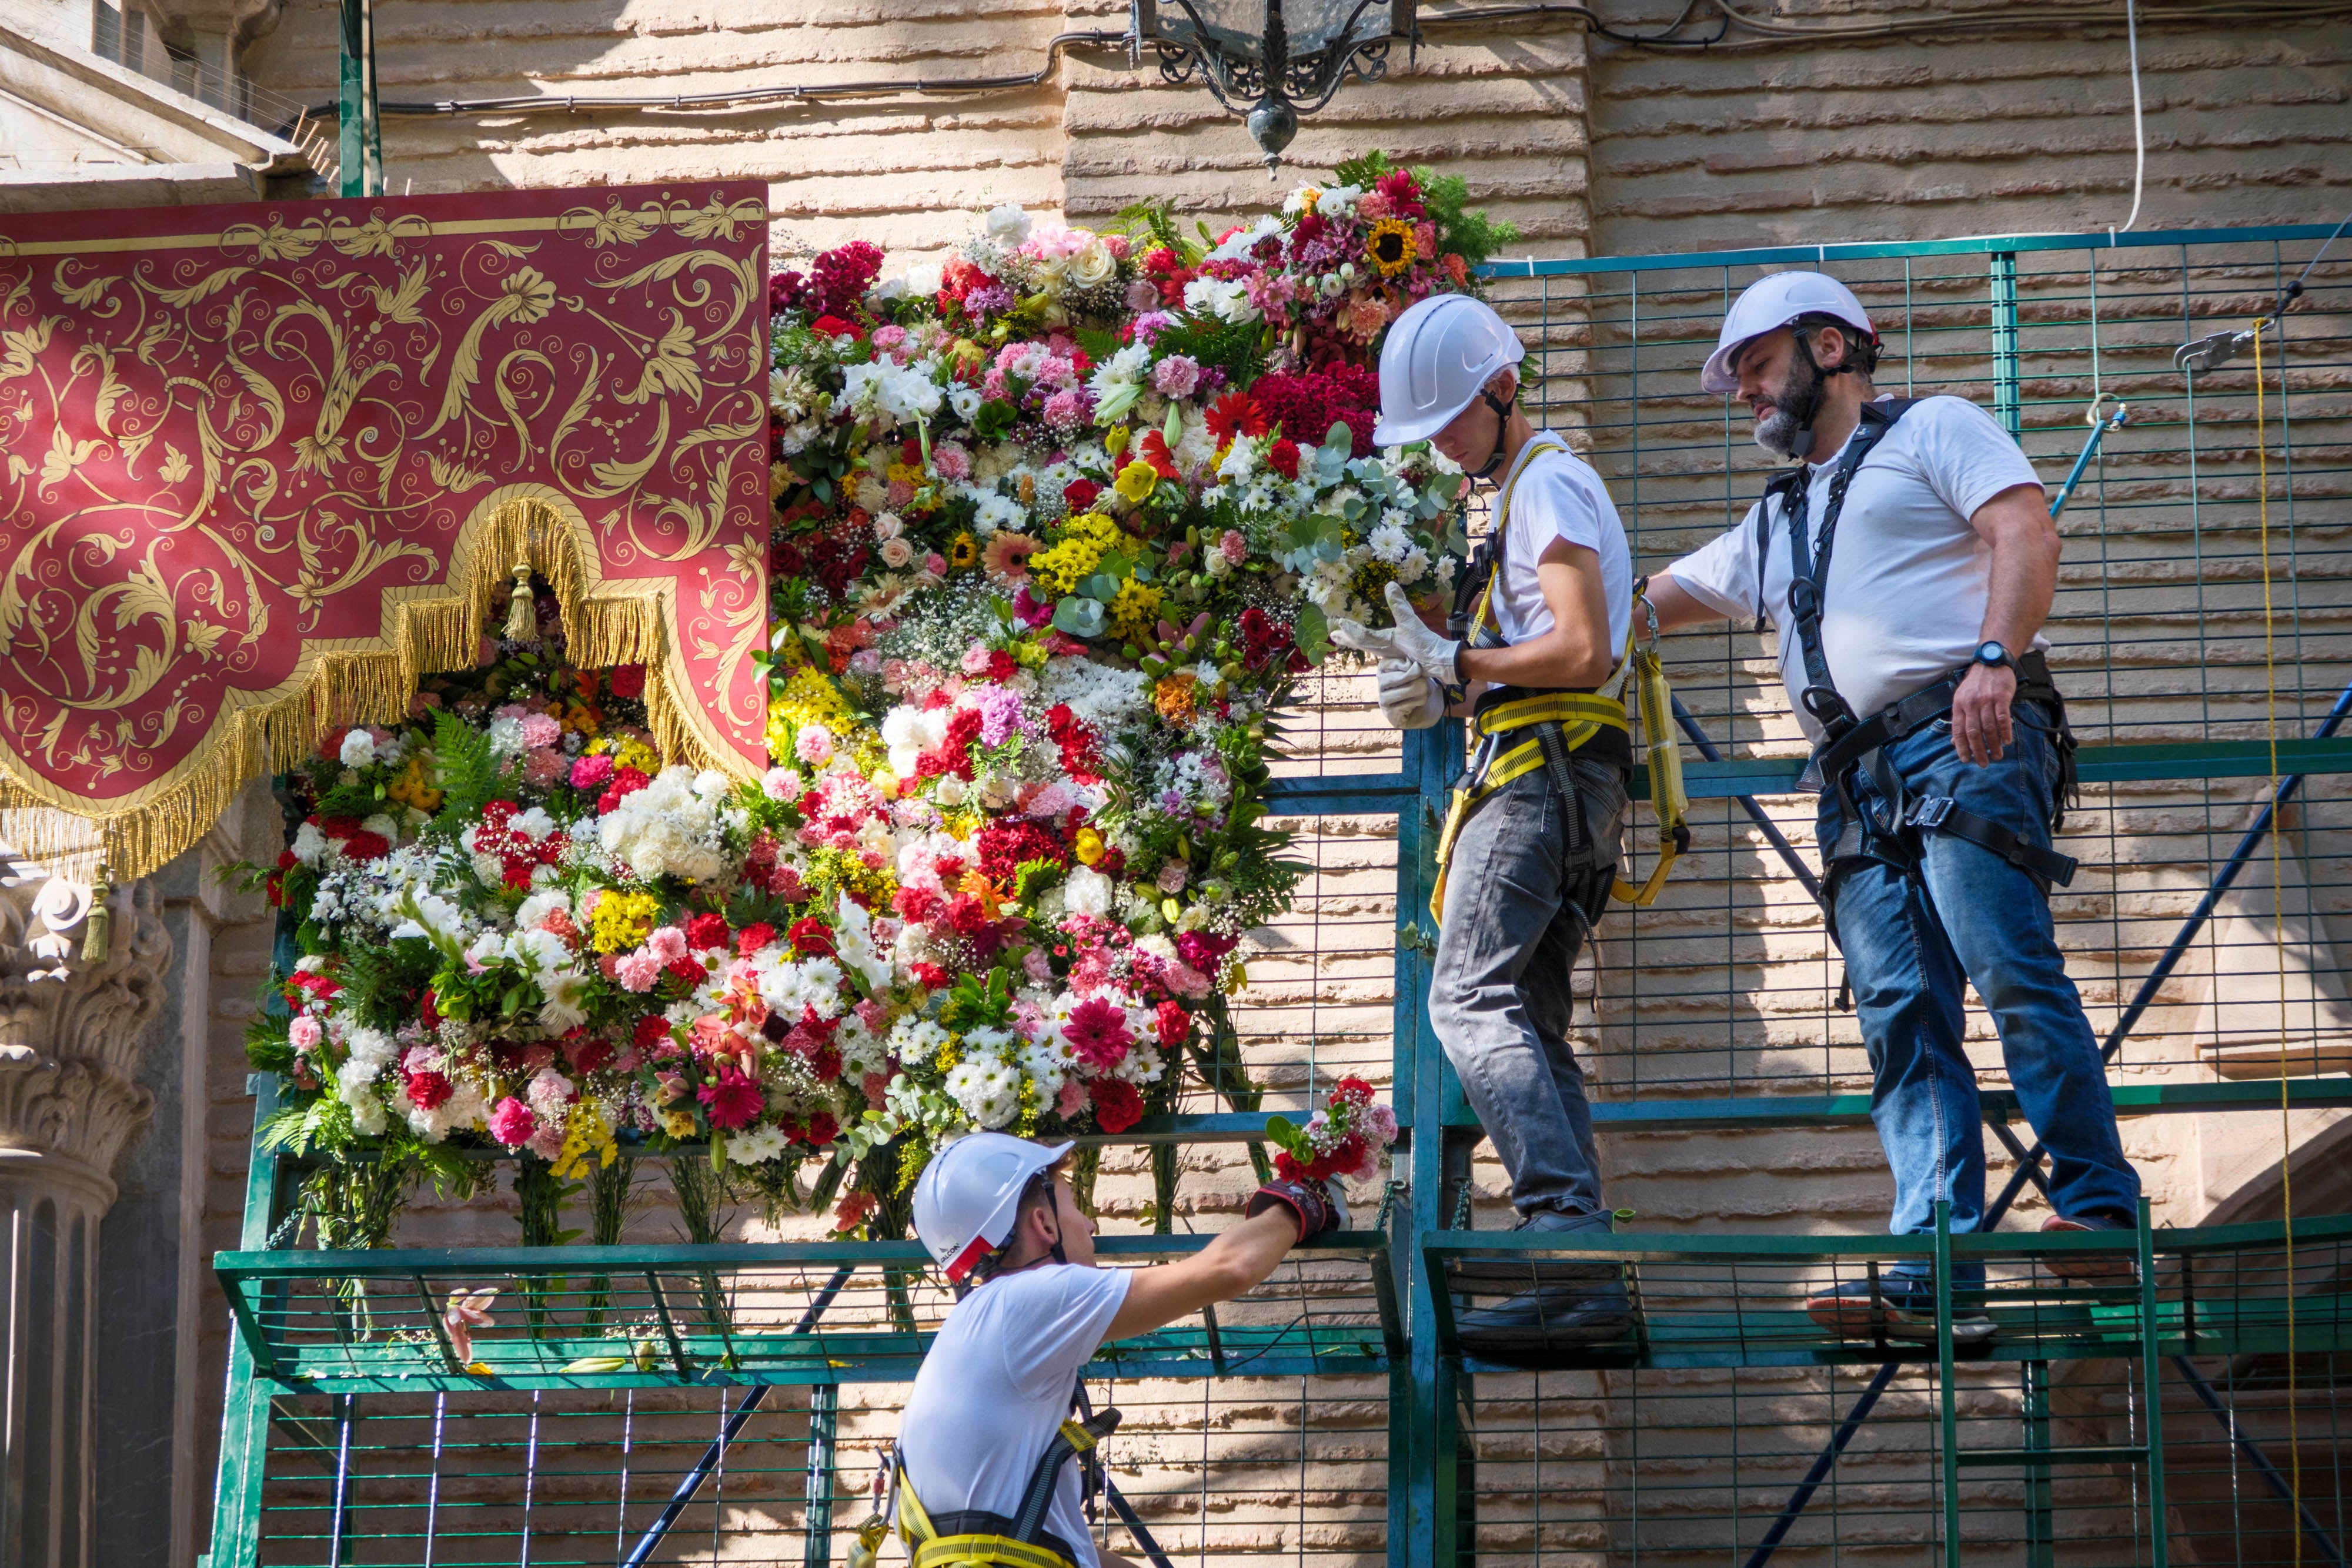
[[1641, 271, 2142, 1341], [1329, 292, 1640, 1356], [885, 1134, 1342, 1568]]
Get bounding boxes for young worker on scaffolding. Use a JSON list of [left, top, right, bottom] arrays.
[[1641, 272, 2144, 1339], [879, 1133, 1344, 1568], [1331, 293, 1646, 1351]]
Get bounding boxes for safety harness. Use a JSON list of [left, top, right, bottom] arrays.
[[1429, 442, 1691, 923], [878, 1397, 1123, 1568], [1760, 399, 2081, 918]]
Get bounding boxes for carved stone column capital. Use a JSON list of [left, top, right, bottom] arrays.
[[0, 875, 173, 1195]]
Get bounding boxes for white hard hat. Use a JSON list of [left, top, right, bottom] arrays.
[[912, 1132, 1074, 1281], [1374, 293, 1527, 446], [1701, 272, 1877, 394]]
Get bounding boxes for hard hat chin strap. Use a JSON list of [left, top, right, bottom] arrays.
[[1782, 325, 1865, 463], [1469, 384, 1518, 481]]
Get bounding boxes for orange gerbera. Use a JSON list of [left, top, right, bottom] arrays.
[[983, 531, 1041, 581]]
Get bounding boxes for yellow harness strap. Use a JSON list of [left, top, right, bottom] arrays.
[[893, 1461, 1080, 1568]]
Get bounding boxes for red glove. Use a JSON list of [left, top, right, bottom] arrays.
[[1246, 1179, 1348, 1242]]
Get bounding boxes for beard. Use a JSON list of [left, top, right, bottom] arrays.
[[1751, 353, 1825, 459]]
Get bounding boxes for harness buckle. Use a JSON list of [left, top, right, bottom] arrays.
[[1787, 577, 1820, 620], [1906, 796, 1956, 830]]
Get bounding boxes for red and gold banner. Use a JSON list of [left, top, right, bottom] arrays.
[[0, 182, 770, 880]]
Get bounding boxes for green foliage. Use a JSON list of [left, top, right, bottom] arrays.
[[1150, 311, 1269, 394], [427, 709, 500, 831], [1412, 165, 1520, 272], [1331, 149, 1396, 189], [1110, 198, 1196, 262]]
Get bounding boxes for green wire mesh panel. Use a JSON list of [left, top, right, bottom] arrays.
[[1477, 227, 2352, 1111]]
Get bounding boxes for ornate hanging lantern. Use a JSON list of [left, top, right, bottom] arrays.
[[1134, 0, 1418, 173]]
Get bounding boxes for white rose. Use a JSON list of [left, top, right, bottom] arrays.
[[1065, 239, 1117, 290]]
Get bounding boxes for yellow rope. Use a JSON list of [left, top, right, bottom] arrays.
[[2253, 319, 2300, 1559]]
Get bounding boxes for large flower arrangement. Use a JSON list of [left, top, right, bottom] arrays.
[[245, 153, 1511, 1239]]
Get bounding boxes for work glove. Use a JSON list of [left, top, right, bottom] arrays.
[[1246, 1178, 1351, 1242], [1330, 582, 1462, 685], [1377, 660, 1445, 730]]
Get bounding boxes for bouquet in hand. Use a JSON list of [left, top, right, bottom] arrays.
[[1266, 1076, 1396, 1185]]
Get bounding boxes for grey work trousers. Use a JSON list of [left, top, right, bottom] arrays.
[[1428, 751, 1631, 1219]]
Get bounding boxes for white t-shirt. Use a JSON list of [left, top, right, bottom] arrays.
[[896, 1263, 1133, 1568], [1481, 433, 1634, 658], [1665, 395, 2045, 739]]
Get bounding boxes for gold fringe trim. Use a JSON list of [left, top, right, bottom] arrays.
[[0, 485, 754, 884]]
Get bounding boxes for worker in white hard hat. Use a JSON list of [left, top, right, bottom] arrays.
[[882, 1133, 1344, 1568], [1640, 270, 2142, 1342], [1329, 292, 1642, 1358]]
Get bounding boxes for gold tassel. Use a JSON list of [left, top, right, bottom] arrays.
[[504, 562, 536, 641], [82, 864, 112, 965]]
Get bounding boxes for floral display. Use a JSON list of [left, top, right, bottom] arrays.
[[243, 153, 1512, 1236], [1264, 1078, 1398, 1187]]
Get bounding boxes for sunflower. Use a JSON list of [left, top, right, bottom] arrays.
[[1365, 217, 1418, 277], [948, 531, 979, 570]]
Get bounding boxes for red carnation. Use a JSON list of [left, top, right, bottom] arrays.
[[911, 961, 951, 991], [665, 957, 708, 987], [807, 313, 863, 342], [804, 1111, 840, 1146], [737, 922, 777, 956], [976, 819, 1068, 881], [1091, 1078, 1143, 1134], [607, 664, 647, 700], [789, 917, 838, 957], [1155, 1000, 1192, 1049], [1063, 478, 1101, 512], [684, 912, 731, 952], [403, 1070, 453, 1111], [634, 1015, 676, 1053], [896, 884, 943, 923], [1266, 439, 1302, 480], [563, 1034, 615, 1075]]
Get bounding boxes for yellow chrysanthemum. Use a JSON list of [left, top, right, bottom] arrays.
[[1114, 460, 1159, 506], [1365, 217, 1418, 277], [553, 1104, 619, 1179], [1029, 513, 1125, 596], [1073, 827, 1105, 865], [1109, 576, 1164, 643], [767, 662, 855, 761], [590, 890, 662, 954]]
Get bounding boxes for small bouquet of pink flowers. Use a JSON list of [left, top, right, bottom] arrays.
[[1265, 1076, 1396, 1186]]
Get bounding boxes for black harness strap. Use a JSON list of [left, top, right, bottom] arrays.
[[1760, 399, 2082, 907]]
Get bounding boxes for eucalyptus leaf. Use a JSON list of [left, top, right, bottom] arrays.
[[1051, 597, 1107, 638]]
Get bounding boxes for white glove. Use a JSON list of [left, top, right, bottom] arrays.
[[1329, 582, 1462, 683], [1377, 660, 1444, 730]]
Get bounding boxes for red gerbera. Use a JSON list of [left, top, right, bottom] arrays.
[[1137, 429, 1182, 480], [1204, 391, 1269, 443], [697, 1067, 767, 1131], [1063, 995, 1135, 1069]]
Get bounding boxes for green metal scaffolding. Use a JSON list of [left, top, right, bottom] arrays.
[[205, 220, 2352, 1568]]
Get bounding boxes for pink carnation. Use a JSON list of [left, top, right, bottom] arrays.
[[571, 754, 615, 790], [615, 951, 662, 992], [523, 747, 567, 786], [1151, 355, 1201, 399], [1040, 387, 1088, 433], [646, 926, 689, 964], [795, 724, 836, 766], [488, 1096, 536, 1146], [520, 713, 562, 748]]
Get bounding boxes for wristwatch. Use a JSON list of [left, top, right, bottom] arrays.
[[1973, 640, 2015, 673]]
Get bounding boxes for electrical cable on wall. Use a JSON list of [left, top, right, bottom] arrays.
[[2116, 0, 2146, 235]]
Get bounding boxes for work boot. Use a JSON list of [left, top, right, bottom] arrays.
[[1805, 1276, 1995, 1345], [1448, 1207, 1622, 1294], [1455, 1279, 1638, 1360], [2039, 1212, 2138, 1282]]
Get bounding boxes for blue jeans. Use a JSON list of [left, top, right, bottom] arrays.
[[1429, 754, 1631, 1219], [1819, 707, 2140, 1266]]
